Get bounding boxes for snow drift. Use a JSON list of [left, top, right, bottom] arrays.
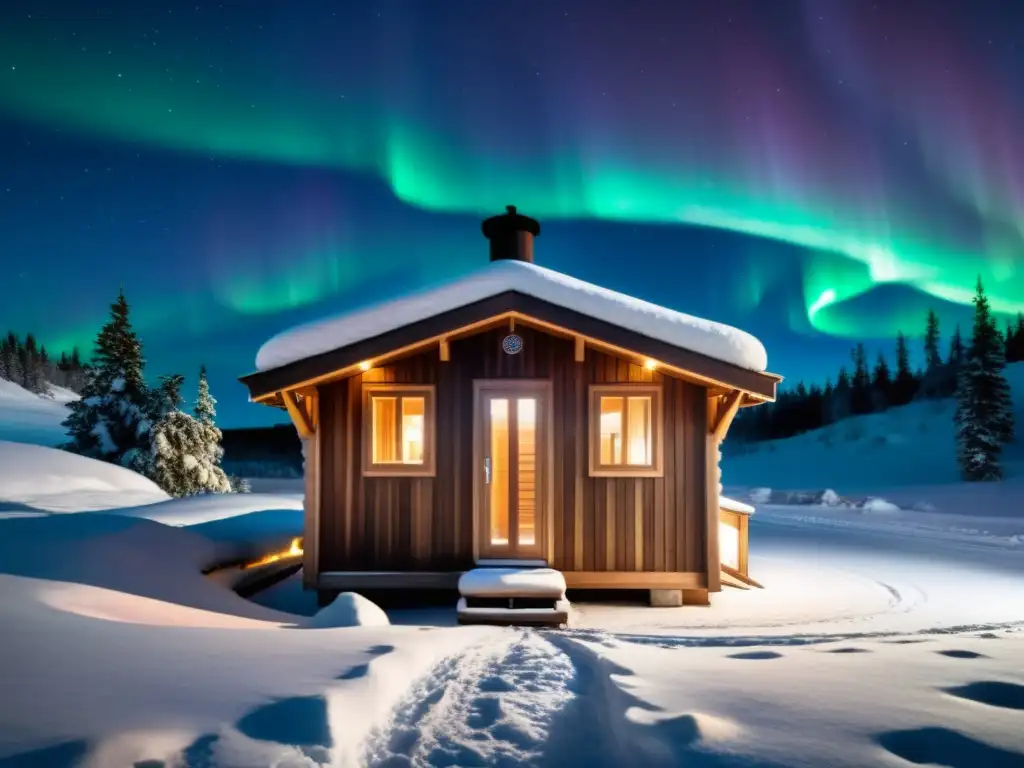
[[0, 440, 168, 515]]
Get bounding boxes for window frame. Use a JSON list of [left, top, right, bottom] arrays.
[[362, 384, 437, 477], [588, 384, 664, 478]]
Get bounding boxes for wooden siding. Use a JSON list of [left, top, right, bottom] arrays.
[[317, 324, 707, 574]]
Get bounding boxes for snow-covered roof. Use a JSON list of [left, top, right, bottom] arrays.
[[257, 260, 768, 374]]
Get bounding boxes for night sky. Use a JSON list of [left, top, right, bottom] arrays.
[[1, 0, 1022, 426]]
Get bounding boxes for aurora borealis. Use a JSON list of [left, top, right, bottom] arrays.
[[1, 0, 1022, 425]]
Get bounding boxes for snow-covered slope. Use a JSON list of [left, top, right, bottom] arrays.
[[724, 362, 1024, 492], [0, 440, 168, 514], [0, 378, 74, 446]]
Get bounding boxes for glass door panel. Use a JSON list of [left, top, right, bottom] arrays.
[[480, 387, 545, 560]]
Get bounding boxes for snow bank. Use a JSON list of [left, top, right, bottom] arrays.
[[0, 379, 74, 446], [256, 259, 768, 373], [308, 592, 391, 629], [0, 440, 168, 515]]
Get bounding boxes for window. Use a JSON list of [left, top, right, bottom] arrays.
[[589, 384, 663, 477], [363, 385, 436, 476]]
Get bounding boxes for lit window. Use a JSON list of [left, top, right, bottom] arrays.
[[363, 385, 435, 476], [589, 385, 662, 476]]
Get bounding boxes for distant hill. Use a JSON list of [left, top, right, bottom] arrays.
[[723, 363, 1024, 492]]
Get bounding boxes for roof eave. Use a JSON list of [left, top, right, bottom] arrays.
[[239, 290, 780, 402]]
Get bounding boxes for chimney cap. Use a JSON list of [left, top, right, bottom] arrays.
[[481, 204, 541, 240]]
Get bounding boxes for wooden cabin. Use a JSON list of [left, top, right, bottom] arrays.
[[240, 206, 779, 606]]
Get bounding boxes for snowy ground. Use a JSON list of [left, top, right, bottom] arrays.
[[1, 445, 1024, 764]]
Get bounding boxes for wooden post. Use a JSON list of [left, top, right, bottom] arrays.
[[439, 338, 450, 362], [705, 395, 722, 593], [574, 335, 585, 362]]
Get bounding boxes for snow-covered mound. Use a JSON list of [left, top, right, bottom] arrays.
[[0, 440, 168, 515], [0, 509, 493, 766], [725, 362, 1024, 491], [308, 592, 391, 628], [0, 378, 75, 446], [256, 258, 769, 373]]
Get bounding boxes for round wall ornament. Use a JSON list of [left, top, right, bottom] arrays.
[[502, 333, 524, 355]]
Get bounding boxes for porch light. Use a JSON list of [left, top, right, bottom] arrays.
[[359, 360, 372, 371], [644, 358, 657, 371]]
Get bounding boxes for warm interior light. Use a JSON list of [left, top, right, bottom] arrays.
[[244, 537, 303, 569], [358, 360, 372, 371], [644, 359, 657, 370], [719, 521, 739, 569]]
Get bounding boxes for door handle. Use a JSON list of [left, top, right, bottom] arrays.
[[484, 457, 491, 484]]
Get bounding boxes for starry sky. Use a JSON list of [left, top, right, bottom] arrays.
[[1, 0, 1022, 427]]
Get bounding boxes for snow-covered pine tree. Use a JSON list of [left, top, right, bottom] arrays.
[[955, 278, 1015, 481], [148, 409, 232, 497], [146, 365, 231, 497], [194, 365, 216, 425], [62, 290, 152, 468], [0, 334, 14, 381], [150, 373, 185, 420]]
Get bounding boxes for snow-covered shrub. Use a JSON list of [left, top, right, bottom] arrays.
[[148, 411, 231, 497], [860, 497, 900, 513], [819, 489, 841, 507], [229, 475, 252, 494]]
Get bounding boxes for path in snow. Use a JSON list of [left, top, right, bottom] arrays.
[[363, 630, 576, 767]]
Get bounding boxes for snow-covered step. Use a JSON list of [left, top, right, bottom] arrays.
[[457, 567, 570, 627]]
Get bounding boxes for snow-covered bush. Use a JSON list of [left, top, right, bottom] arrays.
[[148, 410, 232, 497], [860, 497, 900, 513], [819, 489, 841, 507]]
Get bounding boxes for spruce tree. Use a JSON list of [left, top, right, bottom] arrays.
[[62, 290, 152, 468], [850, 343, 872, 414], [194, 365, 216, 425], [0, 334, 13, 381], [872, 350, 892, 410], [147, 365, 231, 497], [149, 411, 232, 497], [924, 309, 942, 373], [892, 332, 918, 406], [955, 278, 1015, 480]]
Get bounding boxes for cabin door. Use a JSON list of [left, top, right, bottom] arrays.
[[474, 381, 549, 562]]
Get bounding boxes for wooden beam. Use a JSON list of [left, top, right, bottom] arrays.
[[282, 390, 313, 438], [712, 390, 742, 442], [439, 338, 450, 362], [319, 571, 462, 590], [574, 335, 585, 362], [562, 571, 707, 590]]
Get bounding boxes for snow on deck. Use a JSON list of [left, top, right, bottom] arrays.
[[720, 495, 754, 515], [255, 259, 768, 373]]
